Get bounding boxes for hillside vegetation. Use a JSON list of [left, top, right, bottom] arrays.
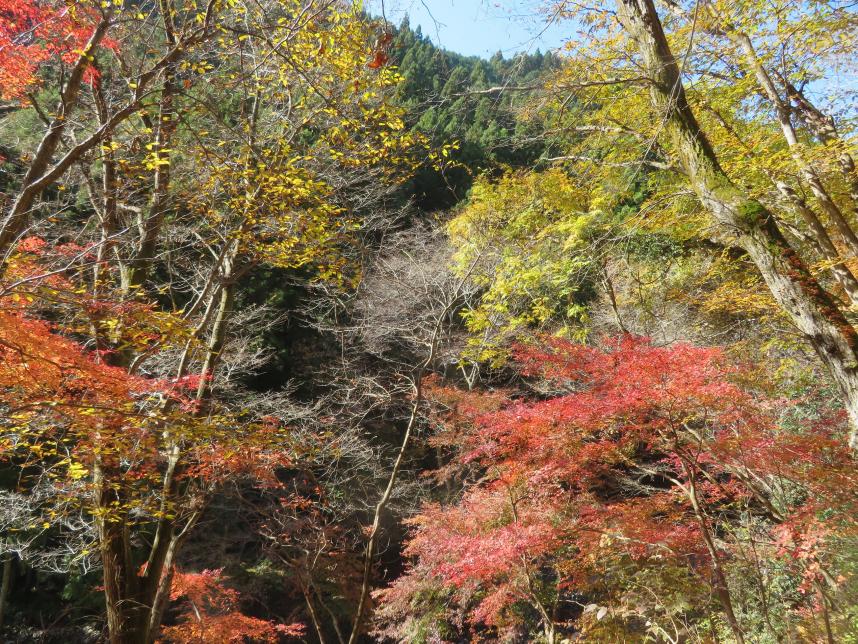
[[0, 1, 857, 642]]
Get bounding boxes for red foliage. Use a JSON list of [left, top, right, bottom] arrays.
[[0, 244, 296, 515], [378, 336, 858, 638], [0, 0, 109, 101], [160, 568, 304, 643], [367, 31, 393, 69]]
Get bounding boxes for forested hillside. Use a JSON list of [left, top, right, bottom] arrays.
[[0, 1, 857, 643], [390, 20, 558, 207]]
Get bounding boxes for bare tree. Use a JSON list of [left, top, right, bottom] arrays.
[[300, 224, 479, 641]]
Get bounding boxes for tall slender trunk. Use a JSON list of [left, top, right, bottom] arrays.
[[0, 552, 13, 631], [729, 30, 858, 261], [347, 379, 423, 644], [683, 465, 746, 643], [103, 282, 229, 644], [814, 580, 836, 644], [92, 82, 120, 295], [314, 585, 347, 644], [545, 623, 556, 644], [122, 0, 179, 293], [98, 287, 224, 644], [122, 73, 178, 293], [784, 81, 858, 217], [195, 267, 235, 405], [303, 585, 328, 644], [105, 94, 251, 644], [602, 261, 630, 331], [139, 524, 187, 644], [614, 0, 858, 450], [128, 259, 237, 644], [94, 460, 139, 644]]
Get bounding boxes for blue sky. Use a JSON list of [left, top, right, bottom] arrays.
[[367, 0, 569, 58]]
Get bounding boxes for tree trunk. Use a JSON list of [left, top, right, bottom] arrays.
[[785, 81, 858, 217], [314, 585, 347, 644], [139, 530, 184, 644], [702, 102, 858, 303], [303, 585, 328, 644], [195, 272, 235, 405], [97, 449, 199, 644], [347, 388, 422, 644], [122, 0, 179, 293], [125, 255, 234, 644], [772, 179, 858, 304], [729, 30, 858, 261], [614, 0, 858, 450], [94, 461, 140, 644], [0, 552, 13, 631], [92, 81, 120, 295], [684, 466, 746, 643], [544, 622, 556, 644], [815, 580, 836, 644], [122, 73, 178, 293]]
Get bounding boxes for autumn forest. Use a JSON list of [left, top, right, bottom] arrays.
[[1, 0, 857, 642]]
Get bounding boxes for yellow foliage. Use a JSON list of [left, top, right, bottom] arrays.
[[448, 169, 596, 361]]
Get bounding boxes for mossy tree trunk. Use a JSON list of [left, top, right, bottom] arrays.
[[614, 0, 858, 450]]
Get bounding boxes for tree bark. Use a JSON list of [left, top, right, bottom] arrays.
[[92, 81, 120, 295], [122, 0, 179, 293], [121, 77, 177, 293], [83, 5, 226, 641], [94, 461, 138, 644], [683, 464, 746, 643], [195, 266, 236, 405], [0, 552, 13, 631], [729, 30, 858, 261], [303, 585, 329, 644], [772, 179, 858, 304], [614, 0, 858, 450], [785, 81, 858, 217], [124, 252, 236, 644], [702, 102, 858, 303]]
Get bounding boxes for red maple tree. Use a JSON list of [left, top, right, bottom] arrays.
[[376, 336, 857, 642], [159, 568, 304, 643], [0, 0, 107, 101], [0, 241, 299, 641]]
